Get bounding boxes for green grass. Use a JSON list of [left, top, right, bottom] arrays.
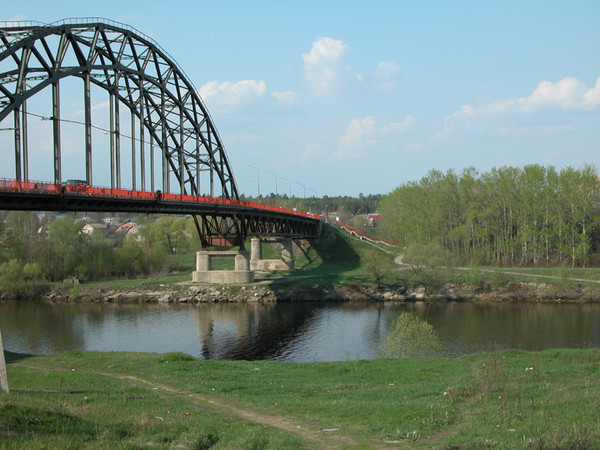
[[3, 349, 600, 448], [455, 266, 600, 292], [267, 224, 393, 289]]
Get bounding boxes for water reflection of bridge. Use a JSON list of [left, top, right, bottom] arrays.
[[193, 303, 321, 360]]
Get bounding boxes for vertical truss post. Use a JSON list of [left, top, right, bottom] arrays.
[[14, 109, 21, 181], [114, 86, 121, 188], [179, 110, 184, 194], [161, 89, 168, 193], [109, 89, 115, 188], [139, 79, 145, 191], [22, 98, 28, 181], [52, 81, 61, 184], [84, 72, 92, 185], [131, 107, 136, 190], [195, 133, 200, 195], [150, 134, 155, 192], [208, 128, 214, 197]]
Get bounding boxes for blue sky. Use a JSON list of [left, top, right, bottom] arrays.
[[3, 1, 600, 197]]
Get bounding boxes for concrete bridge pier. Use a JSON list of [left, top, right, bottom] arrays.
[[282, 238, 294, 270], [250, 237, 294, 271], [192, 249, 254, 284], [250, 237, 262, 261]]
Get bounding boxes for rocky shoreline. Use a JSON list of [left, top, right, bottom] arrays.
[[38, 280, 600, 304]]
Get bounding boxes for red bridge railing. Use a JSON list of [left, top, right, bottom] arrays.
[[335, 220, 396, 246], [0, 178, 320, 220]]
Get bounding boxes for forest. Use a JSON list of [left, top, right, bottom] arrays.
[[379, 165, 600, 267]]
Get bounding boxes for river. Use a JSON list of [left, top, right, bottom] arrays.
[[1, 300, 600, 361]]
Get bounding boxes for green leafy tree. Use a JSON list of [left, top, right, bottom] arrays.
[[47, 217, 86, 281], [404, 242, 455, 295], [0, 259, 47, 299], [362, 249, 394, 287], [2, 211, 43, 264], [379, 312, 440, 358]]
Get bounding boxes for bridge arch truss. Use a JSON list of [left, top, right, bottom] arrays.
[[0, 18, 238, 199]]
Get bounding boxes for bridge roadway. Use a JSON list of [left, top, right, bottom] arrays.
[[0, 178, 322, 243]]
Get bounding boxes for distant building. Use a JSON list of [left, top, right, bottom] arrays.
[[116, 222, 139, 236], [366, 213, 381, 227], [81, 223, 109, 236]]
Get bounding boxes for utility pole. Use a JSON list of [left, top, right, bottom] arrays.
[[0, 327, 8, 394]]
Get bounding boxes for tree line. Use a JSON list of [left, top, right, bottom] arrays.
[[0, 212, 202, 298], [379, 165, 600, 267], [240, 193, 381, 219]]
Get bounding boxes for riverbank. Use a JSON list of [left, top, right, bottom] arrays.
[[36, 275, 600, 304], [3, 348, 600, 448]]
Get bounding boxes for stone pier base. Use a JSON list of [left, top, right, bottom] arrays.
[[250, 237, 295, 271], [192, 249, 254, 284]]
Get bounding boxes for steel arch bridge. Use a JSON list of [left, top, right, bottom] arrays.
[[0, 18, 321, 246]]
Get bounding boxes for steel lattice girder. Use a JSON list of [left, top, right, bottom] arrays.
[[0, 19, 238, 199], [0, 190, 321, 241]]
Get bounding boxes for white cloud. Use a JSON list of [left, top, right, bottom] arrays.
[[302, 37, 353, 97], [375, 61, 402, 91], [334, 115, 416, 159], [302, 37, 403, 97], [198, 80, 268, 113], [270, 90, 302, 106], [446, 76, 600, 125], [198, 80, 303, 114]]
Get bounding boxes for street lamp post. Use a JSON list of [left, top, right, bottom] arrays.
[[295, 181, 306, 211], [264, 170, 278, 206], [244, 164, 260, 198], [279, 176, 291, 199], [295, 181, 306, 199]]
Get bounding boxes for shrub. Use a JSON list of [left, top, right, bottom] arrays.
[[0, 259, 49, 299], [362, 249, 394, 287], [403, 243, 455, 295], [379, 312, 440, 358]]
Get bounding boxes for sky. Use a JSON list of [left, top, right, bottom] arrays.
[[2, 1, 600, 197]]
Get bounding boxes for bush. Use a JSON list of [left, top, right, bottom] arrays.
[[379, 312, 440, 358], [404, 243, 455, 295], [362, 249, 394, 287], [0, 259, 49, 299]]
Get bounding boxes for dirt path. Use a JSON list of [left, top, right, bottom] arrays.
[[468, 267, 600, 284], [14, 361, 386, 449]]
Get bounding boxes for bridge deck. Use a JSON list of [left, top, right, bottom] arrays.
[[0, 179, 322, 239]]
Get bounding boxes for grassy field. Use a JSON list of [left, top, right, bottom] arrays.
[[2, 348, 600, 448]]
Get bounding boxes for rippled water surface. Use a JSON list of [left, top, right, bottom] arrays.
[[2, 300, 600, 361]]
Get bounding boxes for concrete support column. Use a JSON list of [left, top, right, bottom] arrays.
[[234, 250, 250, 271], [282, 238, 294, 270], [250, 238, 262, 261], [196, 251, 211, 271]]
